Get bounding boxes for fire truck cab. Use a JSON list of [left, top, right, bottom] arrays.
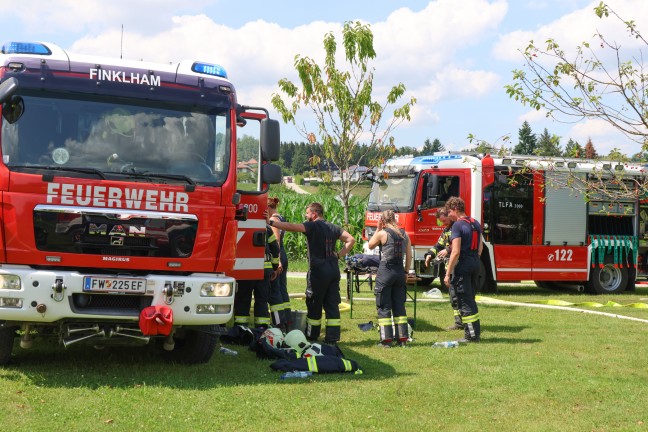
[[0, 41, 281, 364], [365, 153, 645, 295]]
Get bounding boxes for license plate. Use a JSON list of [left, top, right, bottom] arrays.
[[83, 276, 146, 294]]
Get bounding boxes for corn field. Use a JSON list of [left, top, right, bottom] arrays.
[[268, 185, 367, 260]]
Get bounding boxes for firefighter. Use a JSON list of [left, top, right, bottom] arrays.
[[267, 197, 292, 333], [367, 210, 412, 347], [424, 207, 463, 331], [444, 197, 483, 343], [269, 202, 355, 344], [233, 217, 280, 329]]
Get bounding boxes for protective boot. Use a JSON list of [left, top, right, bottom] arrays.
[[378, 317, 394, 344], [324, 318, 341, 344], [305, 317, 321, 341]]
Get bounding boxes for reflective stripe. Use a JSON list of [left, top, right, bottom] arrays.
[[270, 304, 283, 312], [268, 233, 277, 243], [307, 356, 319, 373], [342, 359, 352, 372], [307, 317, 321, 326], [264, 262, 274, 268], [282, 302, 292, 310], [394, 316, 408, 325], [234, 258, 264, 270], [326, 318, 341, 327], [378, 318, 393, 326], [234, 316, 249, 324], [254, 317, 271, 325], [463, 313, 480, 323]]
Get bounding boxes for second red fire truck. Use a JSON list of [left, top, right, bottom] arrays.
[[364, 153, 647, 294]]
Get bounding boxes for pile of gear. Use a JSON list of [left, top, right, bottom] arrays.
[[220, 326, 362, 374], [345, 253, 380, 273]]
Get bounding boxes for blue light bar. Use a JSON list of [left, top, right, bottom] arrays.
[[410, 155, 463, 165], [191, 62, 227, 78], [1, 42, 51, 55]]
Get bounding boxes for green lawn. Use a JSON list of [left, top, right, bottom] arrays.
[[2, 279, 648, 431]]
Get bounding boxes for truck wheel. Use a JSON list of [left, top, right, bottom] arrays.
[[0, 326, 17, 365], [478, 261, 497, 293], [587, 255, 628, 294], [165, 325, 218, 364]]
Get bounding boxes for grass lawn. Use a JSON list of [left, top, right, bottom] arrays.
[[1, 277, 648, 431]]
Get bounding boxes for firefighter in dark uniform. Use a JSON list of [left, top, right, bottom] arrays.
[[267, 196, 292, 332], [444, 197, 483, 343], [368, 210, 412, 347], [270, 202, 355, 343], [233, 220, 280, 329], [424, 207, 463, 331]]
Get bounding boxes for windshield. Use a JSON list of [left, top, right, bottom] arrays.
[[367, 176, 417, 212], [1, 92, 230, 185]]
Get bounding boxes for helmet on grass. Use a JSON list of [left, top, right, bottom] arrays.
[[260, 327, 284, 349], [284, 329, 310, 353]]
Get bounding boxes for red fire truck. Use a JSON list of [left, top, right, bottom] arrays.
[[364, 153, 646, 294], [0, 41, 281, 364]]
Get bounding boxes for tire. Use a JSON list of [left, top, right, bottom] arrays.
[[164, 325, 218, 364], [587, 254, 629, 294], [477, 261, 497, 293], [0, 326, 17, 365]]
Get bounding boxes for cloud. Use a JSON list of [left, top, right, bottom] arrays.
[[495, 0, 648, 63]]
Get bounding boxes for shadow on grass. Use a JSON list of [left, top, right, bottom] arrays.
[[3, 337, 398, 389], [478, 337, 542, 344]]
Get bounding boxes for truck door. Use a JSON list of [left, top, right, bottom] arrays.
[[414, 172, 462, 246], [485, 168, 533, 281]]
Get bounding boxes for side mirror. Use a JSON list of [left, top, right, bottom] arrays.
[[0, 77, 19, 104], [261, 163, 282, 185], [2, 95, 24, 124], [260, 119, 280, 162]]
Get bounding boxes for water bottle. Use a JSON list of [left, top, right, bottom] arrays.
[[280, 371, 313, 380], [432, 341, 459, 348], [219, 346, 238, 356]]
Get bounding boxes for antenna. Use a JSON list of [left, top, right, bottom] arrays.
[[120, 24, 123, 59]]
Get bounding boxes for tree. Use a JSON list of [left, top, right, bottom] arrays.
[[421, 138, 445, 154], [534, 128, 562, 156], [563, 138, 583, 158], [272, 21, 416, 227], [512, 121, 537, 155], [506, 2, 648, 150], [584, 138, 598, 159]]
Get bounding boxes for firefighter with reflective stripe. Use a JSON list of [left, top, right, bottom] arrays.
[[233, 223, 280, 329], [424, 207, 463, 331], [270, 202, 355, 344], [267, 197, 292, 332], [444, 197, 483, 343], [368, 209, 412, 347]]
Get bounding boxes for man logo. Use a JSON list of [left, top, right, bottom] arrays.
[[111, 237, 124, 246]]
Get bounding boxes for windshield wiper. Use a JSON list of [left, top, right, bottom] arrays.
[[111, 171, 196, 186], [9, 165, 106, 180]]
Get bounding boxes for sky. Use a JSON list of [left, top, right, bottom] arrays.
[[2, 0, 647, 156]]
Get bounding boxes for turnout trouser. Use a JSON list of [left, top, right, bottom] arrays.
[[233, 269, 272, 328], [305, 260, 341, 343], [450, 254, 481, 340], [375, 262, 408, 343]]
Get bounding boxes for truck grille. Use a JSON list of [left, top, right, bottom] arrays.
[[70, 293, 153, 316]]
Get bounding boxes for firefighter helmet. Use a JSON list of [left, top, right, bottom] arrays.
[[284, 329, 310, 353], [302, 343, 323, 357], [260, 327, 284, 349]]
